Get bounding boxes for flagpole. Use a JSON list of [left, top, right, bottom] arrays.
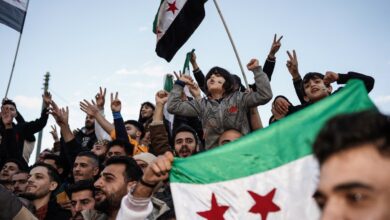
[[4, 0, 31, 99], [212, 0, 249, 87]]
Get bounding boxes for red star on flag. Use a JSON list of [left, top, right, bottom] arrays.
[[248, 188, 281, 220], [166, 0, 179, 14], [197, 193, 229, 220]]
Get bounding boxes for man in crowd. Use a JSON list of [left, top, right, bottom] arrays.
[[12, 170, 29, 196], [25, 163, 71, 220], [313, 110, 390, 219], [94, 156, 143, 220], [73, 151, 100, 182]]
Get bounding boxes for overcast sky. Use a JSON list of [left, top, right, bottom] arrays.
[[1, 0, 389, 164]]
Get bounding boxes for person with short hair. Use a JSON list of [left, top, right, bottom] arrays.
[[12, 170, 29, 196], [94, 156, 143, 220], [25, 162, 71, 220], [73, 151, 100, 182], [217, 129, 243, 146], [312, 110, 390, 219]]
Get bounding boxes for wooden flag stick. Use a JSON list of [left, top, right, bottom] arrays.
[[212, 0, 249, 88]]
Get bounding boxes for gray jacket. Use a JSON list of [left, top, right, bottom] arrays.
[[167, 67, 272, 149]]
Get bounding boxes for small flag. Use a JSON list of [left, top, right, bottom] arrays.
[[0, 0, 28, 32], [163, 74, 174, 92], [182, 49, 195, 75], [153, 0, 206, 62], [169, 80, 375, 220]]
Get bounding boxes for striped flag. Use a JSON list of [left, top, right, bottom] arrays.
[[169, 80, 375, 220], [0, 0, 28, 32], [153, 0, 206, 62]]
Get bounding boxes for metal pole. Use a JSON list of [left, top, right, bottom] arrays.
[[212, 0, 249, 87], [4, 0, 31, 98], [35, 72, 50, 161]]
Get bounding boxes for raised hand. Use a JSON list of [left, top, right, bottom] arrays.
[[95, 87, 106, 110], [190, 52, 199, 70], [110, 92, 121, 113], [80, 99, 99, 116], [268, 34, 283, 59], [50, 106, 69, 127], [49, 125, 59, 142], [142, 151, 174, 185], [188, 82, 201, 99], [155, 90, 169, 106], [273, 97, 290, 116], [1, 108, 13, 128], [247, 58, 260, 71], [323, 71, 339, 85], [286, 50, 300, 79], [42, 91, 52, 107]]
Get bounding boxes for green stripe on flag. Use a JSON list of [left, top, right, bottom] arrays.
[[152, 0, 165, 34], [182, 49, 195, 74], [170, 80, 375, 184]]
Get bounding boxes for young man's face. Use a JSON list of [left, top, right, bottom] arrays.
[[91, 143, 108, 157], [125, 123, 140, 140], [71, 189, 96, 220], [303, 77, 331, 103], [85, 115, 95, 130], [12, 172, 29, 195], [218, 129, 242, 146], [314, 144, 390, 220], [174, 131, 197, 158], [1, 104, 17, 118], [73, 156, 99, 182], [94, 164, 132, 211], [106, 146, 127, 160], [0, 162, 19, 181], [26, 166, 57, 199]]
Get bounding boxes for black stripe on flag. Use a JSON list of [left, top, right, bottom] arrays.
[[0, 0, 26, 32], [156, 0, 206, 62]]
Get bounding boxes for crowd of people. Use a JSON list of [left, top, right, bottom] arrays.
[[1, 34, 389, 220]]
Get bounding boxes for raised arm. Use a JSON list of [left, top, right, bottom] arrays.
[[167, 74, 201, 117], [80, 98, 114, 136], [324, 71, 375, 93], [286, 50, 306, 104], [263, 34, 283, 80], [190, 52, 207, 94], [242, 59, 273, 108], [149, 90, 171, 156]]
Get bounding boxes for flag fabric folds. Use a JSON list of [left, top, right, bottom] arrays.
[[0, 0, 28, 32], [169, 80, 375, 220], [153, 0, 206, 62]]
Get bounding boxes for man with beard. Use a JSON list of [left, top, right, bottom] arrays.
[[69, 179, 106, 220], [94, 156, 143, 220], [74, 114, 97, 150], [172, 125, 199, 158], [73, 151, 100, 182], [12, 170, 29, 195], [25, 163, 71, 220]]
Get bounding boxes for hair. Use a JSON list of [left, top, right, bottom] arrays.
[[4, 158, 28, 172], [105, 156, 143, 182], [30, 162, 61, 188], [172, 124, 199, 146], [94, 139, 110, 147], [107, 139, 133, 155], [138, 102, 155, 122], [68, 179, 96, 196], [301, 72, 325, 96], [2, 99, 16, 108], [43, 153, 63, 169], [205, 66, 234, 96], [76, 151, 99, 167], [124, 120, 145, 139], [313, 110, 390, 166]]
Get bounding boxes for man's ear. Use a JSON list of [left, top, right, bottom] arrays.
[[49, 181, 58, 192], [303, 95, 310, 103], [92, 166, 99, 176], [136, 131, 142, 138], [127, 181, 137, 192], [326, 84, 333, 94]]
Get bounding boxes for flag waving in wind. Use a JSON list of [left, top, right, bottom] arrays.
[[153, 0, 206, 62], [169, 80, 375, 220], [0, 0, 28, 32]]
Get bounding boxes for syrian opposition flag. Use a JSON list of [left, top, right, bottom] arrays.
[[170, 80, 375, 220], [0, 0, 28, 32], [153, 0, 206, 62]]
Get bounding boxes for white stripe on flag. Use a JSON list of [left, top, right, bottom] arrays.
[[3, 0, 27, 11], [157, 0, 187, 41], [171, 156, 320, 220]]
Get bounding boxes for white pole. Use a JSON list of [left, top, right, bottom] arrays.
[[212, 0, 249, 87]]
